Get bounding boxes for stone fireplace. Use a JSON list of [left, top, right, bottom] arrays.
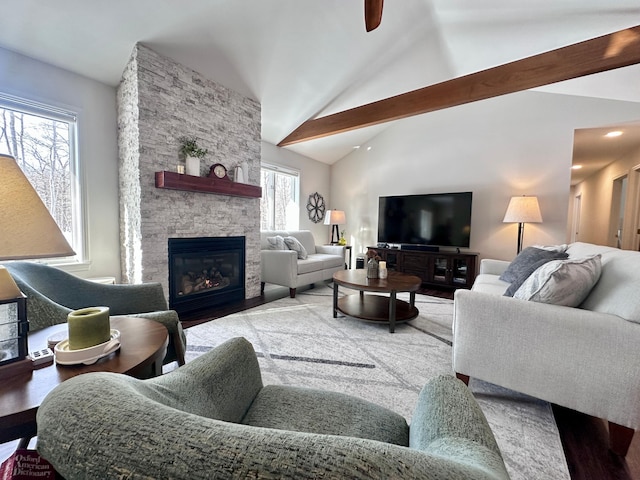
[[168, 236, 245, 314], [116, 43, 261, 302]]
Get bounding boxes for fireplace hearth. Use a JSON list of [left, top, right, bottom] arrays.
[[168, 236, 245, 315]]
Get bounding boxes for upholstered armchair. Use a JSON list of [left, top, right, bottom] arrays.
[[5, 261, 186, 366], [37, 337, 510, 479]]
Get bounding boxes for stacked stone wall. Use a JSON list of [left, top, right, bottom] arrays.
[[117, 44, 261, 299]]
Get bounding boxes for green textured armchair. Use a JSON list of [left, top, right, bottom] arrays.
[[37, 337, 510, 479], [5, 261, 186, 366]]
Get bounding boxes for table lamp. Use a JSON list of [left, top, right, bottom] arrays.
[[503, 195, 543, 254], [0, 154, 75, 376], [324, 210, 346, 244]]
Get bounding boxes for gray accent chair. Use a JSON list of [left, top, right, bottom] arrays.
[[5, 261, 186, 366], [37, 337, 510, 480]]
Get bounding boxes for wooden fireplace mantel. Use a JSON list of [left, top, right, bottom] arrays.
[[155, 171, 262, 198]]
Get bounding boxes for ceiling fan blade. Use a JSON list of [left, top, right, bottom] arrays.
[[364, 0, 383, 32]]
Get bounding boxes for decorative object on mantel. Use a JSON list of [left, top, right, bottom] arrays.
[[208, 163, 230, 181], [324, 210, 346, 244], [155, 171, 262, 198], [306, 192, 326, 223], [234, 165, 245, 183], [179, 136, 208, 177], [366, 249, 381, 279], [503, 195, 543, 254], [0, 154, 75, 378]]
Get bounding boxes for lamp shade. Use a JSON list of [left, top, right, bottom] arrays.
[[324, 210, 346, 225], [503, 196, 543, 224], [0, 154, 75, 260]]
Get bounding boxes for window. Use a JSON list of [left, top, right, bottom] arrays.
[[260, 164, 299, 231], [0, 93, 82, 261]]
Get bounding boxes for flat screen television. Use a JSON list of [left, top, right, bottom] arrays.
[[377, 192, 473, 248]]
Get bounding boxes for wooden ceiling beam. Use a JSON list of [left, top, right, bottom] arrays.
[[278, 25, 640, 147]]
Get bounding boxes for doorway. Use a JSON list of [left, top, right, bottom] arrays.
[[609, 175, 627, 248], [571, 194, 581, 243]]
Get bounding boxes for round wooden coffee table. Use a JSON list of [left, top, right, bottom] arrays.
[[332, 269, 421, 333], [0, 316, 168, 445]]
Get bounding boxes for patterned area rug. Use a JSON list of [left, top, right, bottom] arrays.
[[184, 283, 570, 480]]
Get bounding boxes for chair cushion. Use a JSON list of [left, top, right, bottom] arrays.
[[297, 257, 324, 275], [471, 274, 510, 295], [314, 253, 344, 270], [241, 385, 409, 446], [513, 255, 602, 307]]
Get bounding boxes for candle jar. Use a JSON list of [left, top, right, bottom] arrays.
[[366, 258, 379, 279]]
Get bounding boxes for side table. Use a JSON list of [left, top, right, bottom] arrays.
[[0, 316, 168, 446], [344, 245, 352, 269]]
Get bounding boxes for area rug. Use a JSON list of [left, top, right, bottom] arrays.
[[184, 283, 570, 480]]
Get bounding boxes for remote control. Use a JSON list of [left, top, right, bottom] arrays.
[[28, 348, 55, 367]]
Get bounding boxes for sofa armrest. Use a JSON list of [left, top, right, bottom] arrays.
[[478, 259, 510, 276], [260, 249, 298, 287], [453, 289, 640, 428], [316, 245, 344, 256], [410, 375, 508, 479]]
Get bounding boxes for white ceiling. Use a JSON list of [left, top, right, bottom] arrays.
[[1, 0, 639, 171]]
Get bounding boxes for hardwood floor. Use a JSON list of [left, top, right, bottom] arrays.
[[553, 405, 640, 479], [2, 284, 638, 479]]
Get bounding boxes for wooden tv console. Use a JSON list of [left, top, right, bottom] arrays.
[[367, 247, 478, 290]]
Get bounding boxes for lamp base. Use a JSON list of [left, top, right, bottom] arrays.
[[330, 225, 340, 244], [0, 358, 34, 379]]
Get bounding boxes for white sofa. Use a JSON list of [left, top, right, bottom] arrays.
[[453, 242, 640, 456], [260, 230, 345, 298]]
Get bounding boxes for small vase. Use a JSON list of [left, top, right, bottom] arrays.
[[185, 156, 200, 176], [367, 258, 379, 279]]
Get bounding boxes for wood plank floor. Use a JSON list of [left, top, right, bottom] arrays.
[[2, 284, 638, 479]]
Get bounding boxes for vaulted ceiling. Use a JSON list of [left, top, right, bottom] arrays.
[[1, 0, 639, 168]]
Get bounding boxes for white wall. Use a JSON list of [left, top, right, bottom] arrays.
[[0, 47, 120, 278], [331, 91, 640, 261], [261, 141, 332, 243]]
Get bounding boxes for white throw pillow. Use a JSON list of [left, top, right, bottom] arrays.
[[513, 255, 602, 307], [284, 236, 308, 259], [266, 235, 287, 250]]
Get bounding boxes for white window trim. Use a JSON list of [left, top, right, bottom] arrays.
[[0, 92, 86, 265], [261, 162, 301, 231]]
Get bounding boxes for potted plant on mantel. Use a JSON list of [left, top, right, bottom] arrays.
[[179, 136, 208, 176]]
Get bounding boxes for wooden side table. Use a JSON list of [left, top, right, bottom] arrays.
[[344, 245, 352, 269], [0, 316, 168, 445]]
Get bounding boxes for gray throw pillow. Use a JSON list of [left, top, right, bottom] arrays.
[[266, 235, 287, 250], [500, 247, 569, 297], [513, 255, 602, 307], [284, 236, 308, 259]]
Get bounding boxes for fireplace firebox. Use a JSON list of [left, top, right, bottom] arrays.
[[168, 236, 245, 315]]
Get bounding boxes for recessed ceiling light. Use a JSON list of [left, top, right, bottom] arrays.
[[353, 145, 360, 149], [605, 131, 623, 138], [571, 165, 582, 170], [366, 146, 372, 151]]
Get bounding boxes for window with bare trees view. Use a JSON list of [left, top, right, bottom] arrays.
[[0, 94, 81, 260], [260, 164, 299, 231]]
